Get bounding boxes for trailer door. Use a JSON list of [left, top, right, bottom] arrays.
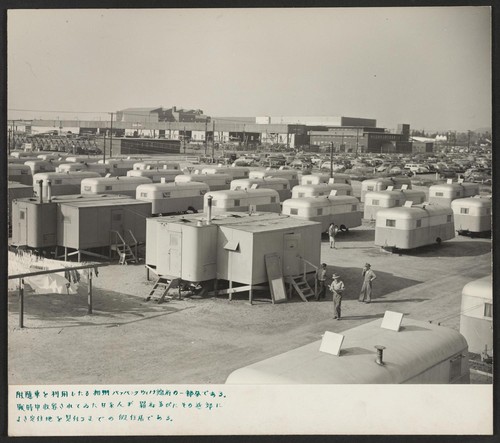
[[18, 207, 28, 245], [283, 233, 301, 276], [168, 232, 182, 276], [110, 209, 124, 234]]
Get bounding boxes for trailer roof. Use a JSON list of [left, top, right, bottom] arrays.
[[60, 198, 150, 208], [33, 171, 101, 179], [149, 212, 288, 227], [81, 176, 152, 184], [137, 181, 209, 192], [225, 318, 467, 384], [462, 276, 492, 300], [283, 195, 359, 207], [222, 216, 320, 233], [451, 197, 492, 209], [365, 189, 426, 199], [206, 189, 279, 199], [376, 203, 453, 219]]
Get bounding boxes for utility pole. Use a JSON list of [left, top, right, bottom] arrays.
[[183, 126, 186, 154], [467, 130, 471, 151], [109, 113, 114, 159], [205, 120, 208, 156], [330, 142, 334, 178], [103, 130, 106, 163], [211, 119, 215, 163], [355, 127, 360, 158]]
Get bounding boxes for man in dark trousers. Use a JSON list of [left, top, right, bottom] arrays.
[[315, 263, 328, 301]]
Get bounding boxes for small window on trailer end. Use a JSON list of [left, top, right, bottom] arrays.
[[386, 219, 396, 227], [460, 208, 469, 214], [290, 208, 298, 215], [271, 197, 277, 203], [105, 186, 112, 191], [447, 215, 452, 222], [233, 199, 240, 207], [484, 303, 492, 318]]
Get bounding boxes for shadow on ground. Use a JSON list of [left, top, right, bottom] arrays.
[[8, 285, 193, 329], [396, 239, 491, 258], [302, 265, 423, 302]]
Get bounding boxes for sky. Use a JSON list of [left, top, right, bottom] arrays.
[[7, 7, 492, 132]]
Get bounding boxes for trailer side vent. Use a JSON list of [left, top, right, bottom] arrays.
[[224, 240, 240, 252]]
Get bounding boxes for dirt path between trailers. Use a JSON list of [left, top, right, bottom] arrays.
[[8, 223, 491, 385]]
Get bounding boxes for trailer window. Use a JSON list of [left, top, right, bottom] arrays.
[[283, 185, 287, 189], [162, 192, 171, 198], [20, 211, 25, 220], [435, 192, 443, 197], [447, 215, 452, 222], [298, 193, 305, 198], [112, 213, 122, 222], [347, 191, 351, 195], [456, 192, 460, 197], [367, 186, 374, 191], [386, 219, 396, 227], [317, 208, 323, 215], [416, 219, 422, 228], [460, 208, 469, 214], [372, 199, 379, 206], [484, 303, 492, 318], [449, 355, 463, 382], [105, 186, 112, 191], [395, 200, 400, 206], [140, 192, 148, 198], [271, 197, 277, 203], [234, 199, 240, 207], [21, 170, 28, 174], [351, 205, 357, 211], [290, 208, 298, 215]]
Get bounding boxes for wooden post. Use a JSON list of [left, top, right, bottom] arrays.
[[213, 278, 218, 297], [19, 278, 24, 328], [249, 286, 253, 305], [77, 250, 81, 263], [146, 266, 150, 281], [87, 270, 93, 314], [229, 279, 233, 302], [64, 247, 68, 261]]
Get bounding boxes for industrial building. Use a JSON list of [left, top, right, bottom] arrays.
[[8, 112, 421, 154]]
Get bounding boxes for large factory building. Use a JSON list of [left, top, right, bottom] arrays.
[[9, 109, 420, 154]]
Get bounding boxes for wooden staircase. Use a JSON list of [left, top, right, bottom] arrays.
[[146, 277, 181, 304], [110, 229, 141, 265], [286, 275, 316, 302]]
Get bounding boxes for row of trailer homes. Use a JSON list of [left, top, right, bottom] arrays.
[[8, 147, 492, 384]]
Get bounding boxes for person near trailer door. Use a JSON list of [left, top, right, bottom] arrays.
[[315, 263, 328, 301], [359, 263, 376, 303], [330, 273, 345, 320]]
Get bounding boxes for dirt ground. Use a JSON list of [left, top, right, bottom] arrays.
[[8, 179, 493, 385]]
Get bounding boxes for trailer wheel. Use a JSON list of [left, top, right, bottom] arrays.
[[340, 224, 348, 232], [436, 237, 442, 245]]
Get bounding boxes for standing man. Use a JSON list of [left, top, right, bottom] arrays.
[[328, 223, 338, 249], [359, 263, 376, 303], [330, 273, 345, 320], [316, 263, 328, 301]]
